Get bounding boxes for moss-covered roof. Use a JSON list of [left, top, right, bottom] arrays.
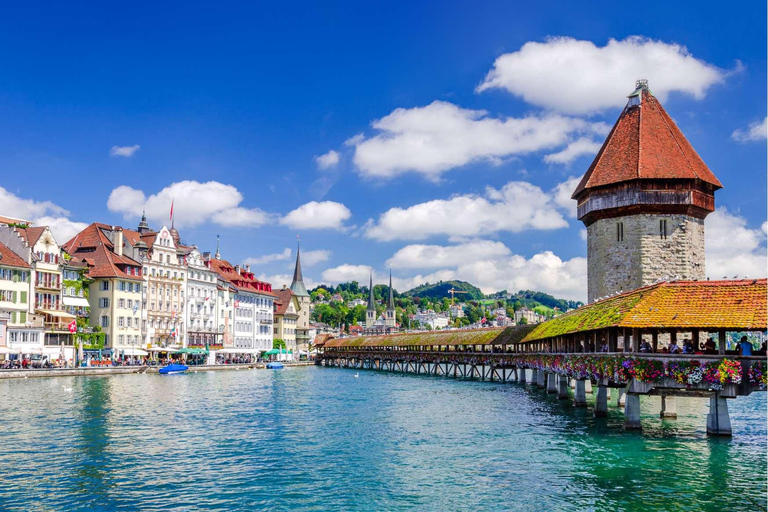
[[523, 279, 767, 342], [324, 325, 537, 348]]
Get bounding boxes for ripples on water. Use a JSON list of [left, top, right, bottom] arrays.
[[0, 367, 765, 511]]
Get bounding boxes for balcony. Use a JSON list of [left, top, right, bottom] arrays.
[[36, 301, 64, 311], [35, 281, 61, 291]]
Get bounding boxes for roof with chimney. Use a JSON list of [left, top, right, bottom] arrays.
[[572, 81, 722, 199], [274, 287, 300, 316], [289, 242, 309, 297]]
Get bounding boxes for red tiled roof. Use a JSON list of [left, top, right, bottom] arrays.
[[0, 215, 31, 225], [16, 226, 47, 247], [63, 224, 143, 281], [207, 258, 276, 296], [274, 288, 298, 315], [573, 88, 722, 198], [83, 244, 144, 281], [0, 241, 30, 269], [523, 279, 767, 341]]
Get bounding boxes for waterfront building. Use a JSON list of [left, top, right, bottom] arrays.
[[61, 259, 90, 322], [138, 225, 187, 350], [449, 304, 465, 318], [208, 257, 274, 355], [184, 248, 220, 350], [573, 80, 722, 303], [289, 243, 311, 352], [347, 298, 367, 308], [273, 286, 300, 353], [62, 223, 144, 356], [0, 239, 43, 354]]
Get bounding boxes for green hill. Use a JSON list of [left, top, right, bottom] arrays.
[[403, 280, 485, 301]]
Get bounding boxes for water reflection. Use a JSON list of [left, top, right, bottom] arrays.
[[74, 377, 114, 499]]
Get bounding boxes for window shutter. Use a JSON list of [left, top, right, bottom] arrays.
[[20, 312, 26, 323], [12, 291, 17, 303], [20, 291, 27, 304]]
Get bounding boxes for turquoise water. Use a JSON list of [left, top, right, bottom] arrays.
[[0, 367, 765, 511]]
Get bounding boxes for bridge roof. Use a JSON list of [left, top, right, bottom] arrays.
[[324, 325, 536, 348], [522, 279, 767, 342]]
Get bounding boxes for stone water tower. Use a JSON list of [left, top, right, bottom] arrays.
[[573, 80, 722, 303]]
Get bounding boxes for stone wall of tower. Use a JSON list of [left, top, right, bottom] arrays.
[[587, 213, 706, 302], [366, 309, 376, 328], [296, 295, 310, 330]]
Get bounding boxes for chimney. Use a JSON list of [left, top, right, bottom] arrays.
[[283, 284, 287, 289], [246, 264, 251, 273], [114, 227, 123, 257], [235, 265, 241, 274]]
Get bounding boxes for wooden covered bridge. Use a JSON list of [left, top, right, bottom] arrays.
[[317, 279, 767, 435]]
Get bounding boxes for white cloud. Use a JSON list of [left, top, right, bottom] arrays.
[[544, 138, 602, 164], [245, 248, 292, 266], [107, 181, 274, 229], [551, 176, 582, 218], [301, 249, 332, 266], [280, 201, 351, 230], [349, 100, 604, 180], [732, 117, 767, 142], [315, 150, 341, 170], [477, 36, 725, 115], [386, 240, 511, 269], [110, 145, 141, 157], [365, 181, 568, 241], [0, 186, 86, 243], [706, 207, 767, 279], [322, 244, 587, 300]]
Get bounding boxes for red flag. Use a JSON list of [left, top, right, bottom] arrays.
[[170, 200, 174, 221], [67, 320, 77, 333]]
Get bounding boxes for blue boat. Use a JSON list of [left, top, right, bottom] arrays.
[[159, 363, 189, 375], [266, 362, 284, 369]]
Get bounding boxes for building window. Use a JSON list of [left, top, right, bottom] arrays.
[[660, 219, 668, 240], [100, 316, 110, 327], [100, 281, 109, 291], [118, 298, 125, 308], [616, 222, 624, 242], [99, 298, 110, 308]]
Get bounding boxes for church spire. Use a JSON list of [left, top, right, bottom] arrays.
[[387, 269, 394, 309], [290, 239, 309, 297], [367, 271, 375, 311]]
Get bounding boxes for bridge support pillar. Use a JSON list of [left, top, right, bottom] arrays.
[[594, 382, 609, 417], [660, 395, 677, 419], [536, 370, 545, 387], [707, 395, 732, 436], [546, 372, 557, 393], [617, 389, 626, 407], [531, 369, 538, 386], [518, 368, 526, 383], [624, 394, 642, 430], [557, 375, 569, 400], [574, 380, 587, 407], [584, 380, 593, 394]]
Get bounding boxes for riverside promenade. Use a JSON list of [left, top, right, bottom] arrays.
[[318, 279, 767, 436], [0, 360, 313, 379]]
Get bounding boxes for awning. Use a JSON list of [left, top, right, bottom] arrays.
[[0, 347, 20, 354], [115, 347, 149, 357], [179, 348, 208, 355], [38, 310, 76, 319], [63, 296, 90, 308], [147, 347, 182, 353], [216, 348, 256, 354]]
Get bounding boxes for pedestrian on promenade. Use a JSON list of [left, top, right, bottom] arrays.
[[738, 336, 753, 356], [669, 340, 681, 354]]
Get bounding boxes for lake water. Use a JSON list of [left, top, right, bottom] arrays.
[[0, 366, 765, 511]]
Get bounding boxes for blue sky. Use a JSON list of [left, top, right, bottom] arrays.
[[0, 0, 765, 300]]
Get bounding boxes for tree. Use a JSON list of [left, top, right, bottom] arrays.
[[273, 338, 286, 349], [518, 317, 528, 326]]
